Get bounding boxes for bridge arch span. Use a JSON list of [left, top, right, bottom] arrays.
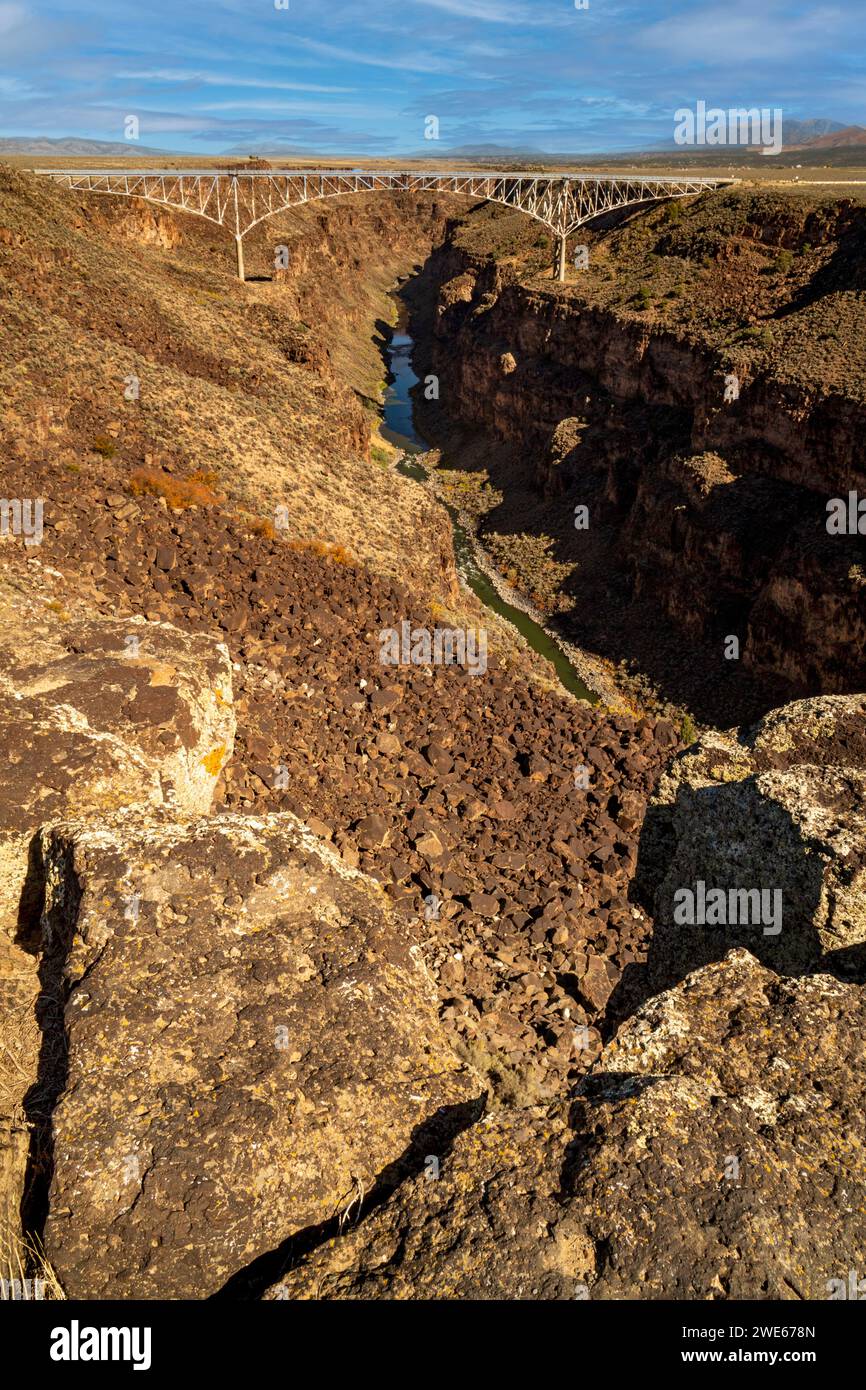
[[35, 168, 736, 281]]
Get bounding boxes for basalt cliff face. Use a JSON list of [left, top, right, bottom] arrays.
[[0, 167, 864, 1302], [409, 190, 866, 724]]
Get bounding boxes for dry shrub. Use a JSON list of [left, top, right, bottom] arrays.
[[128, 466, 221, 510], [246, 516, 276, 539], [287, 538, 356, 565]]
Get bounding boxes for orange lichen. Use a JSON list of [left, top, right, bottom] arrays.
[[201, 744, 226, 775]]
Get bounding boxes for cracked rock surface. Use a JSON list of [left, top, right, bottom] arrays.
[[267, 950, 866, 1301], [40, 810, 474, 1299], [0, 589, 234, 940]]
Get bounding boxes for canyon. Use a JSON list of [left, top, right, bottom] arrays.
[[0, 163, 864, 1301], [407, 187, 866, 726]]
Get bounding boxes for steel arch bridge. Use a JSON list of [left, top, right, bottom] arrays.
[[35, 167, 736, 281]]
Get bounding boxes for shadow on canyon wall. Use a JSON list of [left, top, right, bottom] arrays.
[[402, 253, 865, 728]]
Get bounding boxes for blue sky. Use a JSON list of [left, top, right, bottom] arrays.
[[1, 0, 864, 154]]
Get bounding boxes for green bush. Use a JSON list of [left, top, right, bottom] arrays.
[[680, 713, 697, 745], [91, 435, 116, 458]]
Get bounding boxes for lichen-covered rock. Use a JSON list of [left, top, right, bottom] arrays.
[[0, 593, 234, 939], [564, 949, 866, 1299], [41, 810, 473, 1299], [636, 694, 866, 987], [0, 593, 235, 1244], [275, 950, 866, 1301], [263, 1105, 583, 1301]]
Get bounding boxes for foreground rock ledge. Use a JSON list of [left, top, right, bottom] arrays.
[[0, 592, 235, 940], [567, 948, 866, 1299], [41, 811, 474, 1299], [267, 950, 866, 1300], [636, 693, 866, 989], [0, 593, 234, 1244]]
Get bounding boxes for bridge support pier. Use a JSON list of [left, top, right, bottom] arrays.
[[235, 235, 245, 282], [553, 232, 568, 282]]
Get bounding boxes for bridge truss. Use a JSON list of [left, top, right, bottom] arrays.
[[36, 168, 736, 280]]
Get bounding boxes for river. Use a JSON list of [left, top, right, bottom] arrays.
[[380, 302, 597, 703]]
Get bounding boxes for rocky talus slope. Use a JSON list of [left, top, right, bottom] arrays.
[[408, 189, 866, 725], [0, 167, 863, 1299]]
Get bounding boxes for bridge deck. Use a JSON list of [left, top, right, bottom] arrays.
[[33, 166, 738, 185], [33, 167, 737, 280]]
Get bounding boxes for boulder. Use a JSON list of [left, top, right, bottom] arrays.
[[271, 950, 866, 1301], [0, 592, 234, 1242], [0, 593, 235, 941], [564, 949, 866, 1299], [263, 1105, 579, 1301], [40, 810, 473, 1298], [635, 694, 866, 989]]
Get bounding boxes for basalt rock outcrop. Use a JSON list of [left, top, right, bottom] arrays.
[[408, 190, 866, 718], [0, 588, 235, 941], [269, 949, 866, 1301], [0, 591, 234, 1243], [633, 693, 866, 995], [565, 949, 866, 1300], [263, 1104, 580, 1300], [41, 810, 474, 1299]]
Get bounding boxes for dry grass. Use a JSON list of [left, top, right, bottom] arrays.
[[287, 538, 357, 566], [245, 515, 277, 539], [0, 1004, 39, 1121], [128, 466, 222, 510], [90, 434, 116, 458], [0, 1225, 65, 1300]]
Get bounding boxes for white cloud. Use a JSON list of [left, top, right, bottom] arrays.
[[416, 0, 559, 24], [296, 36, 453, 74], [115, 69, 354, 93], [0, 1, 26, 36], [639, 2, 845, 65]]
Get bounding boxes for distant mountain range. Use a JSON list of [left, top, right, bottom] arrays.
[[781, 119, 866, 148], [2, 124, 865, 164], [233, 129, 866, 163], [0, 136, 171, 156]]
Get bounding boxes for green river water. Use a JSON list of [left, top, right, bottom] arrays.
[[380, 309, 597, 703]]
